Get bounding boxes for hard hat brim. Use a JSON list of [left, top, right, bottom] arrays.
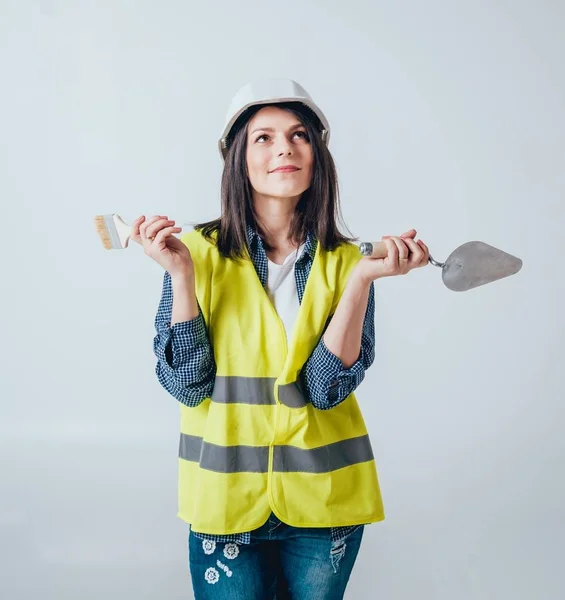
[[218, 96, 330, 161]]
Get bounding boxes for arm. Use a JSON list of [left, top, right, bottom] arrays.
[[153, 271, 216, 406], [303, 274, 375, 410], [323, 271, 373, 368], [303, 229, 431, 410]]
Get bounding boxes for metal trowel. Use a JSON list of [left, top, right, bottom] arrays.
[[358, 239, 523, 291]]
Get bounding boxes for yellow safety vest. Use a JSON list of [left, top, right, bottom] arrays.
[[177, 229, 384, 535]]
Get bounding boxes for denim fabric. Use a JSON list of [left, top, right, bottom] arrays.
[[188, 513, 364, 600]]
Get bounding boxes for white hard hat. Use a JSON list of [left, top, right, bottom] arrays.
[[218, 78, 330, 160]]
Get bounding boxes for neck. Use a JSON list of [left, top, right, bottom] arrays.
[[252, 192, 301, 250]]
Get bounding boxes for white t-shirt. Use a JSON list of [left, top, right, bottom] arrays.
[[266, 244, 306, 342]]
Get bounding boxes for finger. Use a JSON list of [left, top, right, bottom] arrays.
[[134, 215, 166, 228], [145, 218, 176, 240], [417, 239, 429, 253], [382, 237, 404, 275], [131, 215, 146, 238], [403, 237, 424, 266], [139, 215, 163, 240], [384, 229, 417, 239], [382, 236, 399, 265], [389, 236, 409, 261], [147, 215, 170, 239], [400, 229, 417, 239], [416, 240, 430, 265], [130, 216, 145, 245], [153, 225, 182, 246], [390, 236, 410, 273]]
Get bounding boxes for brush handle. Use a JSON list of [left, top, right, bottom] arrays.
[[358, 241, 388, 259]]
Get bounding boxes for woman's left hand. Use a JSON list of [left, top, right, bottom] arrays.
[[354, 229, 430, 283]]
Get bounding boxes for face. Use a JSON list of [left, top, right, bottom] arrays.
[[245, 106, 314, 202]]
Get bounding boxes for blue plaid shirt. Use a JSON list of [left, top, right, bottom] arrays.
[[153, 227, 375, 545]]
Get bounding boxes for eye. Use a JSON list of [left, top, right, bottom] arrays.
[[254, 130, 309, 144]]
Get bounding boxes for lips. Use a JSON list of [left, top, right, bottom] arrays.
[[270, 166, 300, 173]]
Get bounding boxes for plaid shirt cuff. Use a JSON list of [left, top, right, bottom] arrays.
[[305, 339, 366, 410], [154, 311, 208, 369]]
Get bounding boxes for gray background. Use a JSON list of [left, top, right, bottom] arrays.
[[1, 0, 564, 598]]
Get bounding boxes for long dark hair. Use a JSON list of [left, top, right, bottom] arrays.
[[195, 101, 355, 260]]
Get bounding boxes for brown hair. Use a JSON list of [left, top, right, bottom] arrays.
[[195, 102, 355, 260]]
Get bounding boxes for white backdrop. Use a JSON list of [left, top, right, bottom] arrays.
[[1, 1, 564, 598]]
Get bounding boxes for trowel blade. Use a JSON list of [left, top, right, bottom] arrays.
[[442, 241, 523, 292]]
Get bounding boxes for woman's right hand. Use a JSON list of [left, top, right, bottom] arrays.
[[132, 215, 194, 278]]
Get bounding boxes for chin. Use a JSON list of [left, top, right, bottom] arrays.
[[266, 184, 309, 199]]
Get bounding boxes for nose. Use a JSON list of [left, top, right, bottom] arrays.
[[275, 135, 293, 156]]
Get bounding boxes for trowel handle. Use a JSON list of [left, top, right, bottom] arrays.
[[358, 241, 388, 259]]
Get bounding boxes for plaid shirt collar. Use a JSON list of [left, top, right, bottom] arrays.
[[245, 224, 318, 264]]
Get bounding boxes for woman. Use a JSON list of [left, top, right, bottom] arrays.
[[131, 79, 428, 599]]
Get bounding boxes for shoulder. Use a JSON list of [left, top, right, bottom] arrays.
[[338, 240, 361, 257], [324, 240, 361, 266], [180, 228, 217, 251], [180, 228, 220, 268], [316, 241, 361, 297]]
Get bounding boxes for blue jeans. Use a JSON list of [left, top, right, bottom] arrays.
[[188, 514, 364, 599]]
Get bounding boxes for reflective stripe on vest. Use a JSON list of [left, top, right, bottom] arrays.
[[177, 230, 384, 532], [179, 433, 374, 474], [213, 376, 306, 408]]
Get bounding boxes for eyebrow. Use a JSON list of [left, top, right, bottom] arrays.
[[250, 123, 304, 135]]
